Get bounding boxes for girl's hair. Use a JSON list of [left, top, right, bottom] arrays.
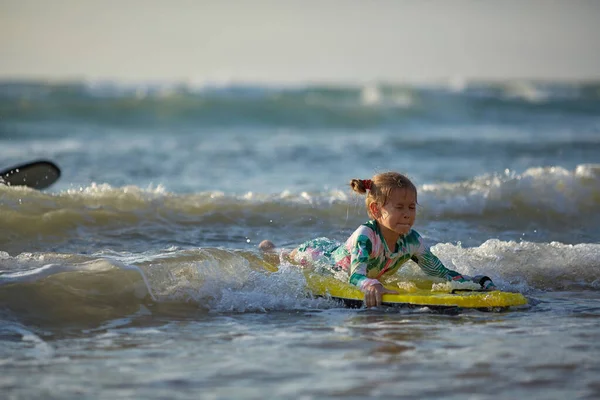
[[350, 172, 417, 219]]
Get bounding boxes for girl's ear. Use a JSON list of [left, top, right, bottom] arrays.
[[369, 201, 380, 219]]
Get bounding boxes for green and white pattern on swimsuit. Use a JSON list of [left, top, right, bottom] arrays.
[[294, 220, 463, 290]]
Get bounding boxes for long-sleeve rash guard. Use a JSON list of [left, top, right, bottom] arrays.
[[293, 220, 464, 292]]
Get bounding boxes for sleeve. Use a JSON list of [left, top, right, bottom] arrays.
[[411, 233, 465, 281], [348, 232, 381, 291]]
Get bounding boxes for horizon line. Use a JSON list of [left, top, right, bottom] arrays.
[[2, 74, 600, 87]]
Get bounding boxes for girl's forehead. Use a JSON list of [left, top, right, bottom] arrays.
[[388, 188, 417, 202]]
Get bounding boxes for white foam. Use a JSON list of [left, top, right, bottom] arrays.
[[0, 322, 54, 360], [0, 263, 93, 285], [503, 81, 548, 103], [421, 163, 600, 216], [360, 84, 414, 108], [426, 239, 600, 292]]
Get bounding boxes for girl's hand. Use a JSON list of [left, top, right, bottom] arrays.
[[364, 283, 398, 308], [471, 275, 497, 291]]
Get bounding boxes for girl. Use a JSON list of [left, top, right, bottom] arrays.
[[261, 172, 496, 307]]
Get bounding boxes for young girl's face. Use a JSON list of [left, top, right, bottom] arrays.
[[372, 188, 417, 235]]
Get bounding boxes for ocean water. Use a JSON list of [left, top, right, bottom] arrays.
[[1, 80, 600, 399]]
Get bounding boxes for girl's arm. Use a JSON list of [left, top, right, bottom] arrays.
[[411, 231, 470, 280], [412, 234, 496, 289], [348, 234, 381, 291], [348, 233, 398, 306], [411, 247, 464, 281]]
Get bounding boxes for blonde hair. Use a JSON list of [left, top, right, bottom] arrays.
[[350, 172, 417, 219]]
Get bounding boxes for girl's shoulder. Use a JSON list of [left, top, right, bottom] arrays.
[[361, 219, 378, 231], [349, 220, 377, 235], [347, 220, 379, 243]]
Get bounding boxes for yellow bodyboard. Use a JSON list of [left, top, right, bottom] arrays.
[[305, 272, 528, 309]]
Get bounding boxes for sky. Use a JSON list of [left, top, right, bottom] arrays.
[[1, 0, 600, 84]]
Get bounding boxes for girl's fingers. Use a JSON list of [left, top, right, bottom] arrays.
[[366, 287, 377, 308], [365, 284, 398, 308]]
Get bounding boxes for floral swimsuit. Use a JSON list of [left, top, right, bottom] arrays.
[[293, 220, 465, 291]]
